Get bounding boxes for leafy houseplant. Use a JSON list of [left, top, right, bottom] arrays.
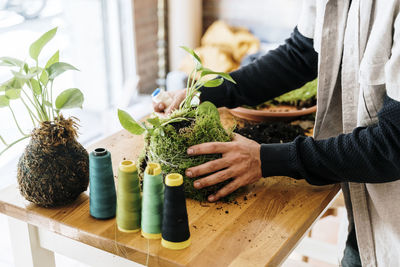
[[119, 47, 237, 201], [0, 28, 89, 207]]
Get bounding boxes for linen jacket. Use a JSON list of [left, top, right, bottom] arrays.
[[298, 0, 400, 266]]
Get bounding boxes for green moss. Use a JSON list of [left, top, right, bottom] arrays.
[[273, 78, 317, 104], [243, 78, 318, 109], [138, 103, 237, 202]]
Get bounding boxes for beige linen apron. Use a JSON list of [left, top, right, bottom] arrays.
[[298, 1, 400, 266]]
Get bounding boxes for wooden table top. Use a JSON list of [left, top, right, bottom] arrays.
[[0, 108, 340, 267]]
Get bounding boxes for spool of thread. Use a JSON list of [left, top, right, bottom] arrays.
[[141, 163, 164, 239], [89, 148, 116, 219], [161, 173, 191, 250], [116, 160, 141, 232]]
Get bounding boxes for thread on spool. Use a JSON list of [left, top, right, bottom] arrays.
[[116, 160, 141, 232], [161, 173, 191, 250], [89, 148, 116, 219], [141, 162, 164, 239]]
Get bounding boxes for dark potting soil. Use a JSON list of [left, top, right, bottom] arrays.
[[234, 121, 306, 144], [170, 120, 193, 132], [273, 97, 317, 109]]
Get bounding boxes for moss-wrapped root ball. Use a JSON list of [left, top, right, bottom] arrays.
[[141, 102, 235, 202], [17, 116, 89, 207]]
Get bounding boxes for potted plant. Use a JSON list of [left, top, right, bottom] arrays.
[[0, 28, 88, 207], [118, 47, 237, 201]]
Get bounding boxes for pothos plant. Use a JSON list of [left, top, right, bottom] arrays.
[[0, 27, 89, 207], [119, 46, 239, 202]]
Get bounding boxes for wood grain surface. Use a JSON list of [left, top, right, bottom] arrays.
[[0, 108, 340, 266]]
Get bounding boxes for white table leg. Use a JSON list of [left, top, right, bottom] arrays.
[[8, 217, 56, 267]]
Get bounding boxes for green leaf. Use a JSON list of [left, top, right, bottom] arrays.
[[47, 62, 79, 80], [180, 46, 202, 66], [30, 79, 42, 95], [0, 78, 22, 92], [196, 101, 219, 119], [200, 67, 236, 84], [118, 109, 146, 135], [5, 88, 21, 99], [29, 66, 42, 74], [12, 69, 40, 80], [45, 50, 59, 68], [40, 71, 49, 86], [39, 50, 59, 86], [29, 27, 57, 61], [23, 63, 29, 74], [55, 88, 84, 109], [0, 95, 9, 107], [203, 78, 224, 88], [146, 116, 161, 127], [0, 57, 24, 67]]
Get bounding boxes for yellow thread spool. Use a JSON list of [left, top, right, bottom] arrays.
[[116, 160, 141, 233]]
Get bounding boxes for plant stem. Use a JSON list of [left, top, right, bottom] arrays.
[[20, 97, 40, 124], [186, 69, 194, 92], [50, 81, 56, 120], [161, 117, 190, 127], [0, 134, 8, 146], [182, 69, 198, 110], [27, 79, 48, 121], [22, 88, 42, 120], [0, 135, 30, 156], [8, 105, 28, 136]]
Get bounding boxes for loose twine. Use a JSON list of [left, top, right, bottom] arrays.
[[147, 148, 180, 168], [113, 222, 151, 267]]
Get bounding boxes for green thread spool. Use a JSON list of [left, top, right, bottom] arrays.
[[116, 160, 141, 233], [89, 148, 116, 219], [141, 162, 164, 239], [161, 173, 191, 250]]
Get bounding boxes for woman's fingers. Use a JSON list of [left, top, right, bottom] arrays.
[[186, 158, 230, 178], [152, 89, 186, 114], [191, 167, 235, 189], [208, 177, 243, 202], [165, 91, 186, 114], [187, 142, 232, 155], [153, 102, 166, 112]]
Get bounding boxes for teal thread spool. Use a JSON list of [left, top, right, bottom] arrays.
[[89, 148, 116, 219], [116, 160, 141, 232], [141, 163, 164, 239]]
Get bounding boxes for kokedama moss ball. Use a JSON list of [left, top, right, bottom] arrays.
[[139, 104, 236, 202], [17, 116, 89, 207]]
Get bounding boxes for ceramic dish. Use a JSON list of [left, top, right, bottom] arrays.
[[229, 105, 317, 122]]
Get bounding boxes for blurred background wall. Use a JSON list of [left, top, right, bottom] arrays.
[[0, 0, 301, 176]]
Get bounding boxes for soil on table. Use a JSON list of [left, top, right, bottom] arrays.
[[234, 121, 307, 144]]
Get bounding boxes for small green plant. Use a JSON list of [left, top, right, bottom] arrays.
[[118, 46, 235, 136], [0, 27, 84, 155], [118, 47, 238, 201]]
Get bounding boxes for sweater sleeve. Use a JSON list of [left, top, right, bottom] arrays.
[[260, 95, 400, 185], [199, 27, 318, 108]]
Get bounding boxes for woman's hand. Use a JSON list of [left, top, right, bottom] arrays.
[[153, 89, 186, 115], [185, 133, 262, 202]]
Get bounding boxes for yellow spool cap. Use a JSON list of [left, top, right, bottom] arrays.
[[119, 160, 137, 173], [141, 231, 162, 239], [118, 226, 140, 233], [165, 173, 183, 187], [161, 237, 191, 250], [145, 163, 161, 176]]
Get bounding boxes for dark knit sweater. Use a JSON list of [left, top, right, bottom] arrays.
[[199, 27, 400, 185]]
